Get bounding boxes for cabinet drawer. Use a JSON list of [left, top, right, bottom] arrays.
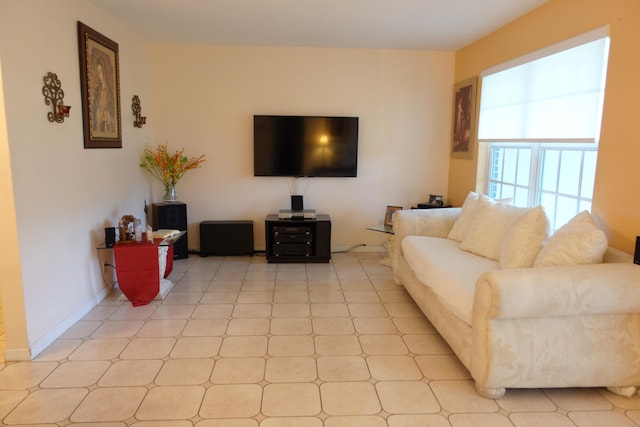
[[274, 233, 314, 243]]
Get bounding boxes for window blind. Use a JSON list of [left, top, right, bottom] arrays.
[[478, 27, 610, 143]]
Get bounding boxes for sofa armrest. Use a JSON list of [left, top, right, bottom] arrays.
[[391, 207, 460, 267], [474, 263, 640, 320]]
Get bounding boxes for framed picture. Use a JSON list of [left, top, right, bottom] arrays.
[[78, 21, 122, 148], [451, 77, 477, 160], [384, 205, 403, 226]]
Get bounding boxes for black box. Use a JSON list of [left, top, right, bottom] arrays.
[[200, 221, 254, 256], [152, 202, 188, 259]]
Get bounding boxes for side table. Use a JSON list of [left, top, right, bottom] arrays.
[[366, 224, 394, 266]]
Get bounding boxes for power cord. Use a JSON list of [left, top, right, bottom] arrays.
[[331, 243, 366, 254]]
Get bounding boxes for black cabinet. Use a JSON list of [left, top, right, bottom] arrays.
[[152, 202, 188, 259], [265, 214, 331, 263]]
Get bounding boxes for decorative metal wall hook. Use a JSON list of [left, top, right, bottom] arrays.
[[132, 95, 146, 127], [42, 72, 71, 123]]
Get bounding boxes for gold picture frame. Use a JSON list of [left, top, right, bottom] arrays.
[[384, 205, 402, 226], [451, 77, 477, 160], [78, 21, 122, 148]]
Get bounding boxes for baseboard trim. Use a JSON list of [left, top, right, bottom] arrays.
[[16, 287, 110, 361]]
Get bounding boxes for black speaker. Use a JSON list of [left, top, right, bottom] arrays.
[[105, 227, 116, 247], [291, 195, 304, 211], [635, 236, 640, 265], [200, 221, 254, 256], [152, 202, 188, 259]]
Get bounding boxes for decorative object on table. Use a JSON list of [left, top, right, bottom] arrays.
[[140, 144, 206, 202], [451, 76, 477, 160], [428, 194, 444, 206], [42, 72, 71, 123], [78, 21, 122, 149], [384, 205, 403, 226], [118, 215, 136, 241], [132, 95, 146, 128]]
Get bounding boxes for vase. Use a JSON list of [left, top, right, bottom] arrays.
[[163, 184, 177, 202]]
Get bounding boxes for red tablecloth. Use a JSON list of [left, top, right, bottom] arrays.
[[113, 239, 174, 306]]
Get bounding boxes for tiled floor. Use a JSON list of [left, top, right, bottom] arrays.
[[1, 250, 640, 426]]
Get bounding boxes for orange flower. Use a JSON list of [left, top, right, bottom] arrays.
[[140, 144, 206, 188]]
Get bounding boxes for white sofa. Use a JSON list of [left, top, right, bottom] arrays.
[[391, 193, 640, 399]]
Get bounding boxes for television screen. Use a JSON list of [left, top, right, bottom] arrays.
[[254, 115, 359, 177]]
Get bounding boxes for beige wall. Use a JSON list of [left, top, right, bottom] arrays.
[[148, 45, 454, 248], [449, 0, 640, 253]]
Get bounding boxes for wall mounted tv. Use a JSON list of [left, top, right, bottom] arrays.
[[254, 115, 359, 177]]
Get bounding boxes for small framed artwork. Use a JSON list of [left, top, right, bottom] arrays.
[[384, 205, 403, 226], [451, 77, 477, 160], [77, 21, 122, 148]]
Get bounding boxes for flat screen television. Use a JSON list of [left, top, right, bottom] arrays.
[[254, 115, 359, 177]]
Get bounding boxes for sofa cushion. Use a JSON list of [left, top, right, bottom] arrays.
[[500, 206, 550, 269], [402, 235, 499, 324], [447, 191, 480, 242], [534, 210, 608, 267], [460, 195, 529, 261]]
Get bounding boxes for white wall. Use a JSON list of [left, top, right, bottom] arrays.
[[0, 0, 154, 357], [148, 44, 455, 249]]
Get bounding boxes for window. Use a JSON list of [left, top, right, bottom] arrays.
[[478, 27, 610, 230]]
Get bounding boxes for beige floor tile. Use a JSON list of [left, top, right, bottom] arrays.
[[416, 355, 471, 380], [404, 334, 453, 354], [343, 290, 380, 303], [40, 360, 110, 388], [393, 317, 437, 334], [317, 356, 370, 381], [367, 355, 423, 381], [59, 320, 101, 338], [309, 290, 344, 303], [200, 384, 262, 418], [270, 318, 313, 335], [336, 270, 369, 281], [272, 303, 310, 317], [377, 289, 413, 303], [339, 280, 374, 290], [263, 383, 321, 417], [276, 271, 308, 281], [0, 389, 28, 420], [387, 414, 451, 427], [69, 338, 129, 360], [170, 336, 222, 358], [359, 335, 408, 355], [509, 412, 576, 427], [496, 388, 557, 412], [98, 359, 163, 386], [109, 305, 157, 320], [220, 336, 268, 357], [265, 356, 317, 382], [151, 304, 196, 319], [192, 303, 235, 318], [91, 320, 144, 338], [210, 357, 265, 384], [0, 361, 58, 388], [320, 382, 381, 415], [137, 319, 187, 337], [237, 291, 274, 303], [544, 388, 614, 410], [71, 386, 146, 422], [324, 415, 387, 427], [600, 389, 640, 409], [449, 413, 513, 427], [197, 419, 258, 427], [163, 291, 204, 305], [209, 280, 243, 291], [82, 305, 118, 320], [156, 358, 214, 385], [430, 380, 499, 413], [310, 303, 350, 317], [384, 302, 424, 317], [232, 303, 272, 318], [347, 303, 389, 317], [312, 317, 355, 335], [120, 337, 176, 359], [353, 318, 397, 335], [242, 280, 276, 291], [227, 318, 270, 335], [261, 417, 323, 427], [376, 381, 440, 414], [315, 335, 362, 356], [182, 319, 229, 336], [33, 338, 83, 361], [269, 335, 315, 356], [137, 385, 206, 420], [5, 388, 87, 424], [201, 291, 239, 304], [274, 290, 309, 303]]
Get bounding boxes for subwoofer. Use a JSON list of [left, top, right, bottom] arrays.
[[635, 236, 640, 265]]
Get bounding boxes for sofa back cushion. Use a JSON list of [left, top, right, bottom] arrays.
[[534, 210, 608, 266], [500, 206, 550, 269], [459, 195, 530, 261]]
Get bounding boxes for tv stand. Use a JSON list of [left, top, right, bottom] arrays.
[[265, 214, 331, 263]]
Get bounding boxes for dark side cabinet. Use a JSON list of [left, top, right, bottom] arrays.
[[152, 202, 188, 259], [265, 214, 331, 263]]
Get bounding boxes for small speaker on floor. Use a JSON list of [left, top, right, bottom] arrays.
[[634, 236, 640, 265], [291, 195, 304, 211], [105, 227, 116, 247]]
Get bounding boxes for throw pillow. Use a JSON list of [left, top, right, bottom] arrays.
[[447, 191, 479, 242], [533, 210, 608, 267], [460, 194, 529, 261], [500, 206, 550, 269]]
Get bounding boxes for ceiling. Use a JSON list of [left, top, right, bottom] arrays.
[[88, 0, 549, 50]]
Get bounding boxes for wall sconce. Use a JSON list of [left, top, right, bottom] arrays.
[[132, 95, 146, 127], [42, 72, 71, 123]]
